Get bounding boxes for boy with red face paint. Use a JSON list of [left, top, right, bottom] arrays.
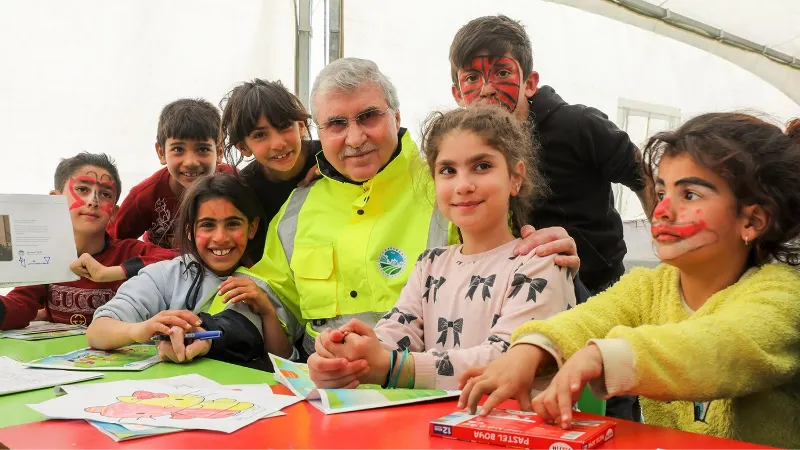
[[107, 98, 232, 249], [450, 15, 652, 297], [0, 153, 177, 330]]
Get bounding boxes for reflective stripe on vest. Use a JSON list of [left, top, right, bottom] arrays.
[[278, 184, 314, 266]]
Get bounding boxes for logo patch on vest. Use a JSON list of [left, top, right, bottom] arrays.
[[378, 247, 406, 278]]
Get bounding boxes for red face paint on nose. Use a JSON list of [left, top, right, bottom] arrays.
[[653, 197, 671, 217]]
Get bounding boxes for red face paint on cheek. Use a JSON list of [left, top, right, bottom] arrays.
[[488, 57, 521, 112], [458, 56, 522, 112], [653, 197, 671, 217], [67, 178, 86, 211]]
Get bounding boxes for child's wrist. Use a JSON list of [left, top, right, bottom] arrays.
[[370, 349, 393, 387], [127, 321, 146, 342]]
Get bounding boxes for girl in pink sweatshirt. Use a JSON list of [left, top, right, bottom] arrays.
[[307, 106, 575, 389]]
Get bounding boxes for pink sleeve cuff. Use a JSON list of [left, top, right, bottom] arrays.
[[413, 352, 437, 389]]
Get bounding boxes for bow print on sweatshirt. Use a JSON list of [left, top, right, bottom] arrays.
[[424, 276, 446, 303], [432, 350, 454, 376], [417, 248, 446, 263], [466, 274, 496, 301], [487, 334, 510, 352], [436, 317, 463, 347], [508, 273, 548, 302], [396, 336, 411, 351], [381, 307, 418, 324]]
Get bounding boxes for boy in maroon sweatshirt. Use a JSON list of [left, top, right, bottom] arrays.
[[0, 153, 177, 330], [107, 98, 231, 249]]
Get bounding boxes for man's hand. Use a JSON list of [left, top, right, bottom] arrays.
[[156, 325, 211, 364], [533, 345, 604, 428], [218, 277, 275, 315], [70, 253, 126, 283], [515, 225, 580, 273], [129, 310, 203, 343]]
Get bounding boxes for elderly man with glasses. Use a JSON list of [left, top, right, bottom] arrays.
[[250, 58, 579, 364]]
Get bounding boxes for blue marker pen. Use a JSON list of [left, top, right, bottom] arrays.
[[151, 330, 222, 342]]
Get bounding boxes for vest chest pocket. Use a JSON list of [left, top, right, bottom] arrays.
[[290, 243, 337, 318]]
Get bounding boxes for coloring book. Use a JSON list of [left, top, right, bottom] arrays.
[[26, 344, 161, 371], [29, 376, 300, 433], [269, 354, 459, 414], [0, 321, 86, 340]]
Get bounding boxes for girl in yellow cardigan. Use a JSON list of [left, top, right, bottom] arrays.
[[459, 113, 800, 448]]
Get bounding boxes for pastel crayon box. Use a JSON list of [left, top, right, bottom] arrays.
[[430, 409, 616, 449]]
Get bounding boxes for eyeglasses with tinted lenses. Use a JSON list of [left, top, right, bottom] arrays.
[[316, 107, 392, 136]]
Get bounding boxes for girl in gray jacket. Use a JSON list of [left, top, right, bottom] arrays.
[[87, 174, 295, 363]]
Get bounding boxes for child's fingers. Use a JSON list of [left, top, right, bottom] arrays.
[[329, 329, 346, 343], [458, 376, 481, 411], [167, 310, 203, 327], [168, 327, 187, 363], [314, 336, 337, 359], [154, 315, 193, 330], [459, 366, 485, 389], [540, 387, 561, 424], [185, 339, 208, 362], [226, 292, 253, 305], [315, 365, 366, 388], [478, 385, 512, 416], [310, 356, 351, 372], [557, 380, 576, 429], [516, 391, 533, 412], [223, 287, 249, 302], [156, 341, 178, 363], [150, 323, 171, 336], [217, 277, 241, 295], [532, 392, 550, 420]]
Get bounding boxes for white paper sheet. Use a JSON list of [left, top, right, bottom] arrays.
[[29, 379, 300, 433], [0, 356, 102, 396], [0, 194, 79, 288]]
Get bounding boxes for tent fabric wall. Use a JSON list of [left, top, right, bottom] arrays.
[[0, 0, 297, 201]]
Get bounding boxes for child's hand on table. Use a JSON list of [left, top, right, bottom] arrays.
[[533, 344, 604, 428], [458, 343, 550, 415]]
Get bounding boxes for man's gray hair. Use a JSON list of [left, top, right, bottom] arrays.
[[310, 57, 400, 122]]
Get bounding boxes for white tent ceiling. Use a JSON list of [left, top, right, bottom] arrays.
[[546, 0, 800, 104], [647, 0, 800, 60]]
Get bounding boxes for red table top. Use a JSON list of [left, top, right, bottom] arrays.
[[0, 389, 771, 450]]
